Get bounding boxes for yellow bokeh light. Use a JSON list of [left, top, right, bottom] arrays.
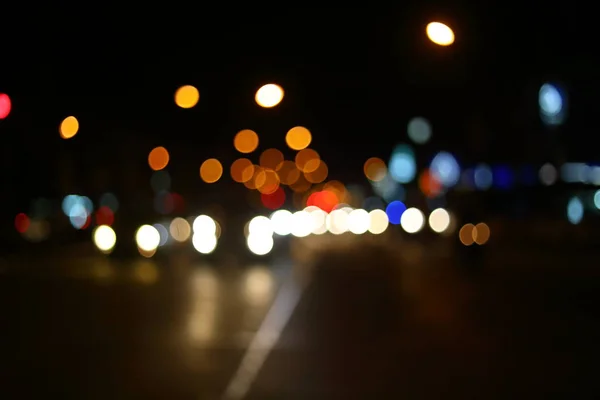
[[285, 126, 312, 151], [276, 160, 300, 186], [426, 22, 455, 46], [148, 146, 170, 171], [234, 129, 259, 154], [60, 116, 79, 139], [175, 85, 199, 109], [255, 84, 284, 108], [305, 160, 328, 184], [295, 148, 320, 173], [231, 158, 255, 183], [200, 158, 223, 183]]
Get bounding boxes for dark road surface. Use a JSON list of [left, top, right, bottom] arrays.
[[0, 237, 599, 399]]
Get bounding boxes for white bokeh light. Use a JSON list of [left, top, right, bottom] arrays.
[[347, 209, 370, 234], [270, 210, 293, 236], [400, 207, 425, 234], [93, 225, 117, 253], [193, 215, 217, 236], [249, 216, 273, 237], [192, 233, 218, 254], [428, 208, 451, 233], [247, 234, 274, 256], [135, 224, 161, 251]]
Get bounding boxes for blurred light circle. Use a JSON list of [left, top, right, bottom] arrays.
[[153, 223, 169, 246], [347, 209, 370, 234], [368, 209, 389, 234], [291, 211, 314, 237], [193, 215, 217, 236], [428, 208, 450, 233], [363, 157, 387, 182], [389, 145, 416, 183], [148, 146, 170, 171], [200, 158, 223, 183], [594, 190, 600, 210], [93, 225, 117, 253], [539, 83, 562, 116], [539, 83, 567, 126], [255, 84, 284, 108], [60, 116, 79, 139], [169, 217, 191, 242], [473, 164, 493, 190], [426, 22, 455, 46], [539, 163, 557, 186], [0, 93, 11, 119], [247, 234, 274, 255], [135, 225, 160, 252], [192, 233, 218, 254], [430, 151, 460, 187], [407, 117, 432, 144], [270, 209, 293, 235], [400, 207, 425, 233], [234, 130, 259, 154], [286, 126, 312, 150], [385, 200, 407, 225], [175, 85, 199, 108], [249, 216, 273, 237], [567, 196, 583, 225]]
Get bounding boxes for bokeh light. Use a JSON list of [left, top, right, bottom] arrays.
[[231, 158, 255, 183], [368, 209, 389, 234], [175, 85, 199, 109], [0, 93, 12, 119], [135, 225, 160, 252], [407, 117, 432, 144], [400, 207, 425, 233], [170, 217, 192, 242], [276, 161, 301, 186], [200, 159, 223, 183], [234, 129, 259, 154], [474, 222, 490, 245], [270, 210, 293, 236], [93, 225, 117, 254], [459, 223, 475, 246], [305, 160, 328, 184], [430, 151, 460, 187], [259, 148, 284, 170], [539, 83, 567, 126], [428, 208, 450, 233], [364, 157, 387, 182], [295, 148, 320, 173], [389, 145, 416, 184], [426, 22, 455, 46], [60, 116, 79, 139], [385, 200, 407, 225], [285, 126, 312, 150], [148, 146, 170, 171], [255, 84, 284, 108]]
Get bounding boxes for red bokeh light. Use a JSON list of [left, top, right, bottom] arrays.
[[95, 206, 114, 226], [419, 169, 443, 198], [14, 213, 30, 233], [306, 190, 338, 213], [261, 187, 286, 210], [0, 93, 11, 119]]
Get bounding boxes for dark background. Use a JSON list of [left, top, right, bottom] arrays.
[[0, 3, 596, 210]]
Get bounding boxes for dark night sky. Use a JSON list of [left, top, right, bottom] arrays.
[[0, 3, 597, 207]]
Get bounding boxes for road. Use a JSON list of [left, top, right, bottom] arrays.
[[0, 236, 599, 399]]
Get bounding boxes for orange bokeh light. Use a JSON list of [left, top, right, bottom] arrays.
[[148, 146, 170, 171]]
